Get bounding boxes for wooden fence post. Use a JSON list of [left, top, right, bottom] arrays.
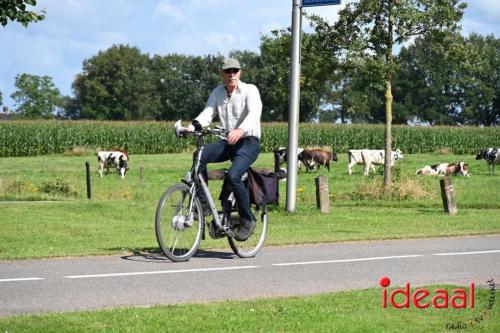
[[315, 175, 330, 213], [440, 177, 457, 215], [85, 161, 92, 200], [140, 167, 144, 186]]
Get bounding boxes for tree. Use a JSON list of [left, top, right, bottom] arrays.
[[309, 0, 466, 190], [394, 33, 500, 126], [460, 34, 500, 126], [336, 61, 388, 123], [0, 0, 45, 27], [394, 33, 467, 125], [10, 73, 62, 118], [259, 27, 338, 122], [72, 44, 158, 120], [0, 90, 3, 106], [149, 53, 222, 121]]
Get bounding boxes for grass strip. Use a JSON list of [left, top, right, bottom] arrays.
[[0, 285, 497, 332]]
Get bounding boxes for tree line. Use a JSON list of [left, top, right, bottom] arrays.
[[1, 4, 498, 126]]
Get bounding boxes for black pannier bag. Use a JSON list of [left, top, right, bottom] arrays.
[[218, 167, 279, 207], [247, 167, 279, 205]]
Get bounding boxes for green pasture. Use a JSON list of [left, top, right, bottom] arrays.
[[0, 285, 497, 332], [0, 151, 499, 260]]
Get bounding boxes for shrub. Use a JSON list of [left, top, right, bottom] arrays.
[[6, 180, 38, 194], [40, 179, 79, 198], [345, 176, 433, 201]]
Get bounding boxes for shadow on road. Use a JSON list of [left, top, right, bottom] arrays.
[[119, 248, 236, 263]]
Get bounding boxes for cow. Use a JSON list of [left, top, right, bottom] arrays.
[[298, 148, 338, 172], [97, 149, 129, 179], [476, 148, 500, 175], [347, 149, 403, 176], [274, 147, 305, 171], [416, 161, 469, 177]]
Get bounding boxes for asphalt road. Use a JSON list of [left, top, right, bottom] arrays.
[[1, 235, 499, 317]]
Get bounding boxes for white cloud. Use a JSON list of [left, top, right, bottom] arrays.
[[470, 0, 500, 20], [205, 31, 237, 48], [189, 0, 228, 7], [156, 0, 192, 25], [95, 31, 131, 49], [461, 0, 500, 37]]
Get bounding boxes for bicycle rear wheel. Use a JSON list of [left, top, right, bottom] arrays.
[[228, 203, 268, 258], [155, 183, 203, 262]]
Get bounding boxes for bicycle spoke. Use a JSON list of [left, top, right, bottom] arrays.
[[155, 184, 203, 262]]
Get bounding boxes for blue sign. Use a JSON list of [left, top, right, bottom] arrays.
[[302, 0, 341, 7]]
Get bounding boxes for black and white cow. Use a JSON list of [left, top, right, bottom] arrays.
[[97, 149, 129, 179], [476, 148, 500, 175], [416, 161, 469, 177], [347, 149, 404, 176], [274, 147, 305, 171]]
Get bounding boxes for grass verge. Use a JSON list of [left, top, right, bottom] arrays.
[[0, 285, 497, 332]]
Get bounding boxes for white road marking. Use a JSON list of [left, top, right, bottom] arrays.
[[272, 254, 424, 267], [63, 265, 259, 279], [3, 250, 499, 283], [433, 250, 500, 256], [0, 277, 44, 282]]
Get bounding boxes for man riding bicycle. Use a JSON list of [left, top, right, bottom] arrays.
[[184, 57, 262, 241]]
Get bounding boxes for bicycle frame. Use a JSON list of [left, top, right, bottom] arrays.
[[186, 127, 233, 234]]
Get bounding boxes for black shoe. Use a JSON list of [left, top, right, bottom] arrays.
[[233, 218, 256, 241]]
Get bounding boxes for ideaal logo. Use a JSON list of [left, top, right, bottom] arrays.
[[446, 278, 496, 330], [379, 276, 474, 309], [379, 277, 496, 330]]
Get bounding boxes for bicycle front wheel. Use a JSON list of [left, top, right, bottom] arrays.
[[228, 204, 268, 258], [155, 183, 203, 262]]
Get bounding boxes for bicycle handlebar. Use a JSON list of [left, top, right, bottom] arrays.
[[173, 119, 228, 139]]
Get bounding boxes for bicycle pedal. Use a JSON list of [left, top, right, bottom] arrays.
[[224, 226, 235, 238]]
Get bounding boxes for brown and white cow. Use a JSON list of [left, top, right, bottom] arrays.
[[97, 149, 129, 179], [476, 148, 500, 175], [298, 148, 338, 172], [416, 161, 469, 177], [347, 149, 403, 176]]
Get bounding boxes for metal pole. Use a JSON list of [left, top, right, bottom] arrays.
[[286, 0, 302, 212]]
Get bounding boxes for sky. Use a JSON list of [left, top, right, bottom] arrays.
[[1, 0, 499, 110]]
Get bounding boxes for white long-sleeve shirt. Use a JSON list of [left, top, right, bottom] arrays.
[[195, 81, 262, 139]]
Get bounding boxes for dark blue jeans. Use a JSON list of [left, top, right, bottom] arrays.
[[199, 136, 260, 220]]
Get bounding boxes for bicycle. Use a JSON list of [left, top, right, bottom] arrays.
[[155, 120, 268, 262]]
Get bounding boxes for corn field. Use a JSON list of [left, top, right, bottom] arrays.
[[0, 120, 498, 157]]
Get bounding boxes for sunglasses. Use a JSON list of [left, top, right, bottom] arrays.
[[223, 68, 240, 74]]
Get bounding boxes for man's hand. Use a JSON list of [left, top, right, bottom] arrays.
[[227, 128, 244, 145]]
